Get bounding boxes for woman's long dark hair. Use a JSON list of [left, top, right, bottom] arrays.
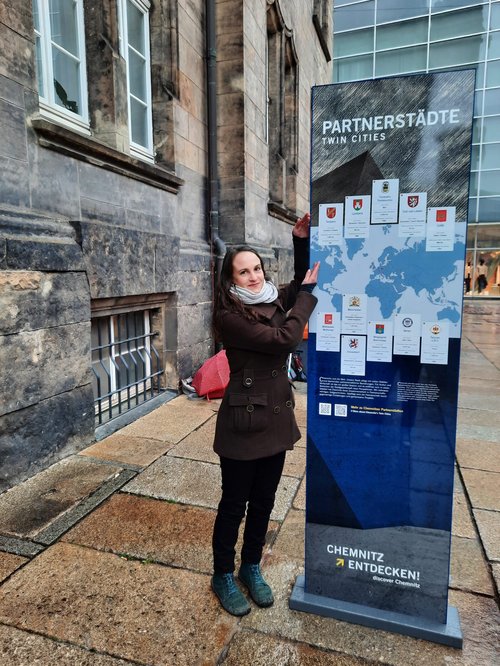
[[213, 245, 269, 341]]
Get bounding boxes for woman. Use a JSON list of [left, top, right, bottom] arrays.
[[211, 213, 319, 616]]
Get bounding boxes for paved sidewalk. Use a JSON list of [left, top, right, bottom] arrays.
[[0, 302, 498, 665]]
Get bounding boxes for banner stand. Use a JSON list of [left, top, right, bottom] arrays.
[[290, 575, 463, 648], [292, 71, 475, 652]]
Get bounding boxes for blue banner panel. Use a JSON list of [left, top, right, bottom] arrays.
[[304, 72, 474, 628]]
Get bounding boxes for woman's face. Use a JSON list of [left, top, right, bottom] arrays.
[[232, 251, 264, 292]]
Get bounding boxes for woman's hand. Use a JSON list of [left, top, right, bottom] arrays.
[[302, 261, 320, 285], [292, 212, 311, 238]]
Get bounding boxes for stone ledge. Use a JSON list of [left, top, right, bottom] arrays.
[[31, 118, 185, 194], [0, 205, 75, 242], [268, 201, 299, 224]]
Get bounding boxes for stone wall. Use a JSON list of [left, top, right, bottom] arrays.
[[0, 0, 212, 491]]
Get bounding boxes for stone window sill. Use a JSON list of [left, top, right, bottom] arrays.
[[31, 118, 184, 194], [268, 201, 299, 224]]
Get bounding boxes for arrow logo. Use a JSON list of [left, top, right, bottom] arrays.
[[336, 558, 345, 567]]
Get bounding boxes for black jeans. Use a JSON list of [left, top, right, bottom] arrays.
[[212, 451, 286, 574]]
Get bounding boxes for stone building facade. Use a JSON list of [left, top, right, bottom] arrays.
[[0, 0, 332, 492]]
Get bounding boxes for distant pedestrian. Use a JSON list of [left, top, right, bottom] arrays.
[[476, 259, 488, 293], [464, 261, 472, 293], [210, 213, 319, 616]]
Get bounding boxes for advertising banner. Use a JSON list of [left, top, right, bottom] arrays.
[[290, 72, 475, 647]]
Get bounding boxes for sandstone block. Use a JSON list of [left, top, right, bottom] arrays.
[[0, 271, 89, 334], [0, 384, 95, 492], [79, 222, 179, 298], [0, 321, 93, 415]]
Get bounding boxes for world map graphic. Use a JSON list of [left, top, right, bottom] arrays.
[[309, 224, 466, 338]]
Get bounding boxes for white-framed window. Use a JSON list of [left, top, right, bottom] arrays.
[[32, 0, 89, 133], [118, 0, 154, 162]]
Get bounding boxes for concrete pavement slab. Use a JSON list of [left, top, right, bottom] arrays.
[[457, 408, 500, 428], [0, 552, 27, 583], [464, 333, 499, 344], [63, 492, 216, 573], [272, 508, 305, 563], [449, 536, 494, 596], [295, 432, 307, 447], [457, 363, 500, 380], [34, 469, 137, 546], [458, 376, 500, 391], [456, 438, 500, 473], [122, 456, 222, 509], [458, 351, 493, 366], [0, 625, 137, 665], [0, 542, 237, 666], [473, 509, 500, 562], [292, 381, 307, 402], [293, 383, 308, 423], [294, 477, 306, 510], [456, 421, 500, 443], [295, 407, 307, 427], [166, 416, 219, 464], [480, 347, 500, 367], [283, 446, 306, 478], [119, 394, 216, 443], [123, 456, 300, 521], [222, 629, 372, 665], [457, 389, 500, 411], [241, 555, 499, 666], [461, 469, 500, 511], [452, 488, 477, 539], [79, 434, 175, 467], [63, 492, 280, 575], [0, 456, 123, 538]]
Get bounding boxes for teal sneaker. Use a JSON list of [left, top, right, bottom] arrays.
[[238, 563, 274, 607], [211, 573, 251, 616]]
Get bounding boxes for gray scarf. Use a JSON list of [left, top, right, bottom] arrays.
[[230, 280, 278, 305]]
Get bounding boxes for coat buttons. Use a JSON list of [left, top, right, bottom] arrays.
[[271, 369, 278, 377], [281, 365, 287, 371], [285, 400, 292, 408], [246, 404, 255, 413], [244, 377, 253, 387], [273, 406, 280, 414]]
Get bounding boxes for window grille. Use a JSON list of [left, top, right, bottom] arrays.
[[91, 309, 163, 425]]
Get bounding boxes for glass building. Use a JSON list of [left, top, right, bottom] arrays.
[[333, 0, 500, 297]]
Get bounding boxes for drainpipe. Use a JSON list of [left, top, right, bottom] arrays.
[[206, 0, 226, 310]]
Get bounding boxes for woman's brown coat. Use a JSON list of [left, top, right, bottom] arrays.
[[213, 237, 317, 461]]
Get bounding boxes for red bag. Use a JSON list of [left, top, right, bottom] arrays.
[[191, 350, 230, 399]]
